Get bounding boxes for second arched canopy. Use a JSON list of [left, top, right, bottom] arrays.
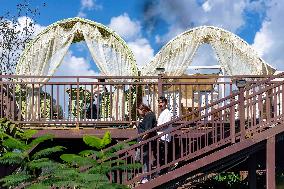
[[141, 26, 276, 76]]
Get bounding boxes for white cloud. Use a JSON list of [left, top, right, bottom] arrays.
[[252, 0, 284, 71], [77, 0, 102, 18], [54, 51, 99, 77], [17, 16, 45, 37], [148, 0, 249, 44], [108, 13, 141, 41], [202, 1, 212, 12], [81, 0, 95, 10], [155, 24, 185, 45], [108, 13, 154, 68], [128, 38, 154, 68], [77, 11, 87, 18]]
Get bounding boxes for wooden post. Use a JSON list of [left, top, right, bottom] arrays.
[[266, 136, 275, 189]]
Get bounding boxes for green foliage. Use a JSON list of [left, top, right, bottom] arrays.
[[0, 119, 63, 188], [79, 149, 98, 157], [83, 131, 112, 150], [60, 154, 97, 167], [0, 151, 27, 165], [26, 183, 50, 189], [29, 133, 54, 146], [32, 146, 66, 160], [1, 173, 31, 187], [0, 117, 22, 138], [55, 131, 140, 189], [0, 118, 25, 156], [213, 172, 243, 188], [66, 87, 91, 118], [0, 121, 137, 189], [193, 172, 248, 189], [276, 170, 284, 187], [15, 85, 64, 120], [214, 172, 239, 183], [2, 137, 29, 150], [19, 129, 38, 140]]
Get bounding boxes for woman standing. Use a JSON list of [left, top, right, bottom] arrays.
[[135, 104, 157, 184]]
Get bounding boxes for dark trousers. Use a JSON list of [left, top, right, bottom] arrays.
[[159, 140, 173, 174], [86, 103, 99, 119]]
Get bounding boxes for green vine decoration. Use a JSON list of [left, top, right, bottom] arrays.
[[66, 87, 91, 118], [15, 85, 63, 119]]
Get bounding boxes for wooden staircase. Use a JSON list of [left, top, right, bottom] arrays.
[[108, 72, 284, 189]]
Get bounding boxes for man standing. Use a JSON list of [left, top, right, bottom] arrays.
[[157, 96, 173, 169]]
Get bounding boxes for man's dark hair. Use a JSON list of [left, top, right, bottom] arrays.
[[98, 79, 105, 82], [158, 96, 167, 103]]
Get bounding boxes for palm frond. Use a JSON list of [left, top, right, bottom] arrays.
[[0, 151, 26, 165], [88, 164, 112, 174], [83, 135, 103, 149], [79, 149, 98, 157], [27, 158, 62, 170], [0, 173, 31, 187], [26, 183, 50, 189], [29, 134, 54, 147], [2, 137, 29, 150], [32, 146, 66, 160], [60, 154, 97, 167], [19, 130, 38, 140]]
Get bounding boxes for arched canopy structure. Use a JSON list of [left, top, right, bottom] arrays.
[[16, 17, 138, 82], [141, 26, 276, 76]]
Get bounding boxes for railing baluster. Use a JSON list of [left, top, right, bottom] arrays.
[[230, 96, 236, 143], [109, 85, 113, 120], [43, 85, 47, 121], [63, 85, 66, 120], [76, 78, 79, 128], [38, 84, 41, 122], [32, 84, 35, 120], [12, 84, 15, 121], [239, 86, 245, 140], [18, 84, 22, 121]]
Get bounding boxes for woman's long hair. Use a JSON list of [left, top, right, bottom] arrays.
[[137, 103, 151, 112]]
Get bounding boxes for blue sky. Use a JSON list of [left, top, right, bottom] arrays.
[[1, 0, 284, 75]]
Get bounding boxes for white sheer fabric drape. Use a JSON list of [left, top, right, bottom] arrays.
[[82, 24, 137, 120], [16, 25, 75, 82], [209, 29, 271, 76], [82, 24, 137, 77], [141, 31, 201, 77], [142, 26, 275, 77], [16, 24, 75, 120]]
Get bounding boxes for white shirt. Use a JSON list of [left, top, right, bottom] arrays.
[[157, 108, 173, 142]]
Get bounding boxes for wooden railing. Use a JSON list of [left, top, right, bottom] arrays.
[[0, 75, 273, 128], [105, 73, 284, 185]]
